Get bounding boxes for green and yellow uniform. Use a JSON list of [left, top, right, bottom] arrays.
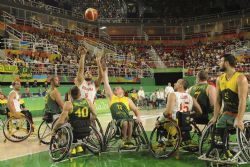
[[44, 90, 61, 114], [0, 99, 7, 115], [216, 72, 242, 128], [110, 95, 132, 121], [190, 83, 212, 124], [69, 99, 91, 140]]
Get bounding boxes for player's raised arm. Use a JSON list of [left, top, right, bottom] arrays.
[[94, 50, 104, 90], [103, 65, 113, 100], [76, 47, 87, 86]]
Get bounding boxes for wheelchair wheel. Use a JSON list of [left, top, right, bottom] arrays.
[[149, 120, 181, 158], [133, 122, 149, 149], [3, 116, 32, 142], [83, 125, 103, 155], [49, 124, 73, 162], [237, 120, 250, 162], [94, 118, 104, 138], [103, 121, 117, 151], [38, 120, 53, 145], [199, 124, 214, 155]]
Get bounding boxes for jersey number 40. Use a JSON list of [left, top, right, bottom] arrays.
[[75, 107, 89, 118]]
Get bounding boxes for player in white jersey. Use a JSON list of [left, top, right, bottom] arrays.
[[75, 47, 104, 104], [158, 79, 202, 122], [153, 79, 202, 154], [7, 80, 34, 131]]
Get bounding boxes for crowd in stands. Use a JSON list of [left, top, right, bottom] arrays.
[[9, 0, 125, 19], [1, 19, 250, 79]]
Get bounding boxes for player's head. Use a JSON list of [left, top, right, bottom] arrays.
[[196, 70, 208, 82], [84, 71, 93, 81], [219, 54, 236, 72], [50, 76, 60, 87], [12, 80, 21, 91], [174, 79, 189, 91], [113, 86, 125, 97], [70, 86, 81, 100], [168, 82, 171, 86], [0, 92, 5, 99]]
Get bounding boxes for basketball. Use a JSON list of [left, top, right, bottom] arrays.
[[84, 8, 98, 21]]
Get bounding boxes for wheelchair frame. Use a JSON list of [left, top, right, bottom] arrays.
[[38, 112, 104, 145], [103, 119, 149, 152], [49, 123, 103, 162], [198, 121, 250, 166]]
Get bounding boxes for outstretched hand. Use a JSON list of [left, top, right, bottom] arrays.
[[78, 46, 87, 56], [96, 49, 104, 62]]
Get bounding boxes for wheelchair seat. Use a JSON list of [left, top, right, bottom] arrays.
[[176, 112, 192, 132]]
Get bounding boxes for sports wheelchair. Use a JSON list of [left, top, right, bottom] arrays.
[[149, 112, 204, 158], [49, 123, 103, 162], [2, 111, 32, 142], [38, 111, 60, 145], [38, 111, 104, 145], [103, 119, 149, 152], [198, 120, 250, 166]]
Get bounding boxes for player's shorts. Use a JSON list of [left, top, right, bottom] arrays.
[[111, 110, 133, 121], [216, 112, 236, 129], [116, 118, 134, 128]]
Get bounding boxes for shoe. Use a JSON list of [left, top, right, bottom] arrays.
[[70, 148, 77, 155], [126, 140, 135, 148], [222, 150, 233, 160], [76, 146, 84, 153], [120, 139, 126, 148], [153, 145, 165, 154]]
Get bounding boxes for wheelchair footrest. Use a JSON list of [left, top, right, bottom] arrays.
[[198, 154, 247, 165], [119, 145, 138, 152]]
